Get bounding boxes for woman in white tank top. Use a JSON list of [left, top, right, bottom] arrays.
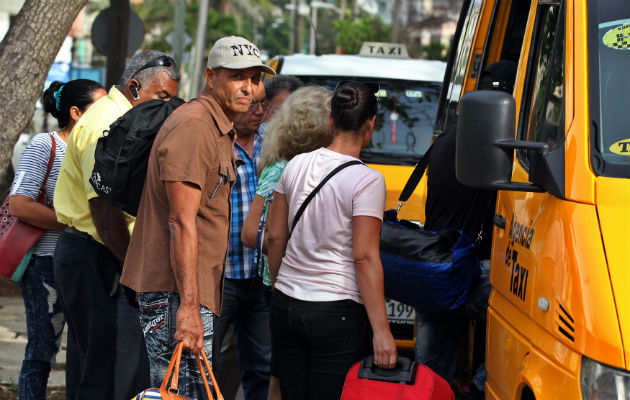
[[267, 81, 397, 399]]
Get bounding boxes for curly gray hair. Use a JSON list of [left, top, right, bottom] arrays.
[[258, 86, 333, 174]]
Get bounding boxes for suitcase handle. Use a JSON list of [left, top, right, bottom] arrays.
[[358, 355, 417, 384]]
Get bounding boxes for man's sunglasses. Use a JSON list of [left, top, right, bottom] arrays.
[[131, 55, 175, 79], [249, 98, 272, 112]]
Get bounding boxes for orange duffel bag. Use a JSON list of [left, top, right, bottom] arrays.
[[131, 341, 223, 400]]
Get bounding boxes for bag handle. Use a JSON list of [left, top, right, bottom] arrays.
[[195, 348, 224, 400], [160, 341, 184, 393], [289, 160, 363, 238], [160, 342, 223, 399], [38, 133, 57, 207]]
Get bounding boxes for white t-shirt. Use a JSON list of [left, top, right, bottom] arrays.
[[274, 147, 386, 302]]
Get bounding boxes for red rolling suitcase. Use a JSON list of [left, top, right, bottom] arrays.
[[341, 356, 454, 400]]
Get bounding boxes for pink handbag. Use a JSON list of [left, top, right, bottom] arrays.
[[0, 134, 56, 282]]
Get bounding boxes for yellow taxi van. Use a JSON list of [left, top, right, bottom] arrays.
[[439, 0, 630, 398], [265, 43, 446, 350]]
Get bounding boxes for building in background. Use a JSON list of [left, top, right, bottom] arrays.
[[370, 0, 462, 50]]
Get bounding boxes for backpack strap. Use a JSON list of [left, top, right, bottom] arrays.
[[289, 160, 363, 239]]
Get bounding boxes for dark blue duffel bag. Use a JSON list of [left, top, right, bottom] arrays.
[[380, 210, 481, 314]]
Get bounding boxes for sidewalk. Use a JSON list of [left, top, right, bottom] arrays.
[[0, 283, 66, 388]]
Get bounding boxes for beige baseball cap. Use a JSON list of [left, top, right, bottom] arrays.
[[207, 36, 276, 75]]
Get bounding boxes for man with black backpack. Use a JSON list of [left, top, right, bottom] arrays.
[[121, 36, 275, 399], [53, 50, 180, 399]]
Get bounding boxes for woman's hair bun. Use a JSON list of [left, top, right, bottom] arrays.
[[42, 80, 64, 119], [331, 80, 378, 132], [334, 86, 360, 109]]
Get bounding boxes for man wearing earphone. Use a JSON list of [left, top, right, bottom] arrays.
[[54, 49, 180, 399]]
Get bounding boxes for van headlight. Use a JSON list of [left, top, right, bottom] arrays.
[[581, 357, 630, 399]]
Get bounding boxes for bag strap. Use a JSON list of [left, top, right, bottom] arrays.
[[255, 199, 269, 270], [289, 160, 363, 238], [195, 348, 224, 400], [38, 133, 57, 206], [397, 143, 433, 208], [160, 341, 184, 393]]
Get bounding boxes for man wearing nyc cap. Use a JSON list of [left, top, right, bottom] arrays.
[[121, 36, 274, 398]]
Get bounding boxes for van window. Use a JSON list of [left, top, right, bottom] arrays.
[[500, 0, 531, 62], [434, 0, 483, 132], [295, 76, 441, 165], [521, 3, 564, 144], [589, 0, 630, 178], [518, 2, 564, 165]]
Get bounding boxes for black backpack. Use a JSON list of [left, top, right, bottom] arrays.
[[91, 97, 185, 216]]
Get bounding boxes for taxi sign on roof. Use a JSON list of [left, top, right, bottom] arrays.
[[359, 42, 409, 58]]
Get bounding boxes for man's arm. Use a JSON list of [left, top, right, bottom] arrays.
[[89, 198, 130, 263], [165, 180, 204, 352]]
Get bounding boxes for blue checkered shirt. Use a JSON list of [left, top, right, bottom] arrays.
[[226, 127, 264, 279]]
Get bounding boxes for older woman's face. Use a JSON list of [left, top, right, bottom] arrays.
[[264, 89, 291, 123]]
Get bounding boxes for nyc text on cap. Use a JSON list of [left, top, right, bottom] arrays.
[[207, 36, 276, 75]]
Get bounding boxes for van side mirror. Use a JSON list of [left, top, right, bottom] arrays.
[[456, 90, 545, 192]]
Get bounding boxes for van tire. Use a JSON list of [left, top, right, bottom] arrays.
[[521, 386, 535, 400]]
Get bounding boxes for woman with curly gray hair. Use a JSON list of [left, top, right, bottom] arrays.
[[242, 85, 333, 287], [241, 85, 332, 400]]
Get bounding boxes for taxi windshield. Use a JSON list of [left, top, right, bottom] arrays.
[[590, 0, 630, 177], [295, 76, 441, 165]]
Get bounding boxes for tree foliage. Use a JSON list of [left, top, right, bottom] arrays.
[[332, 12, 391, 55], [132, 0, 244, 54], [132, 0, 283, 56], [420, 40, 449, 61]]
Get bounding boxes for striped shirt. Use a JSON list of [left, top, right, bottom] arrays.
[[10, 132, 66, 256], [226, 127, 263, 279]]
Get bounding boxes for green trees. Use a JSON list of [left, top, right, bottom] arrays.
[[333, 12, 391, 55]]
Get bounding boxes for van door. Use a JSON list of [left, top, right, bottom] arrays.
[[491, 0, 566, 318], [487, 2, 572, 397]]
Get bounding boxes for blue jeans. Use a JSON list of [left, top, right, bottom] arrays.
[[138, 292, 215, 399], [414, 259, 491, 388], [18, 255, 65, 400], [270, 290, 372, 400], [212, 278, 271, 400]]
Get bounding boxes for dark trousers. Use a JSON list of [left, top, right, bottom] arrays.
[[270, 290, 372, 400], [53, 231, 149, 400], [415, 259, 491, 389], [212, 277, 271, 400]]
